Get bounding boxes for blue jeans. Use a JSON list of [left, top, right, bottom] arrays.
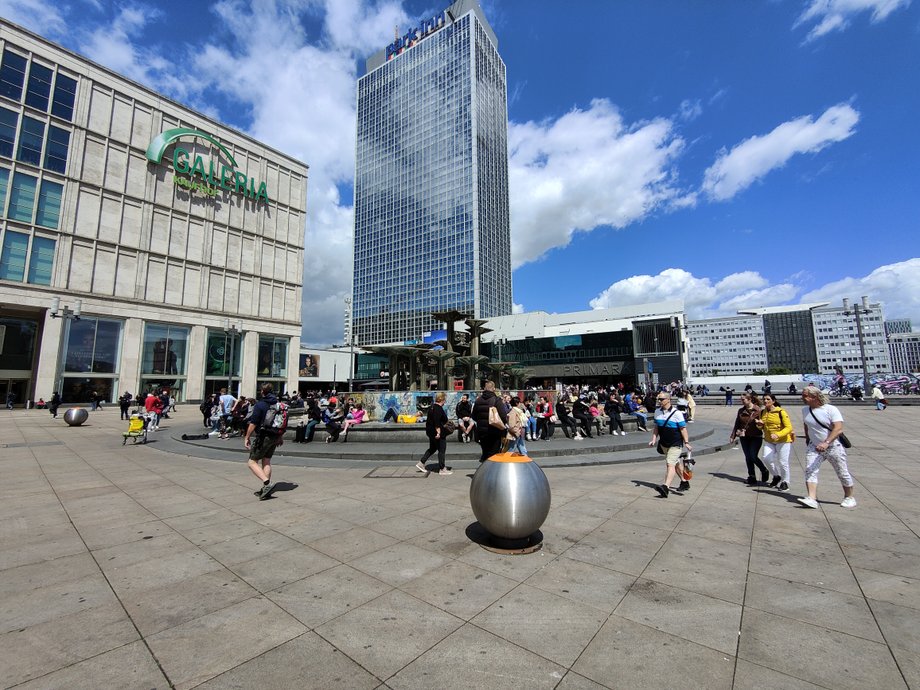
[[526, 417, 537, 437], [509, 435, 528, 456]]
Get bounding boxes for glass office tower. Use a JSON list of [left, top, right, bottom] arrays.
[[352, 0, 512, 346]]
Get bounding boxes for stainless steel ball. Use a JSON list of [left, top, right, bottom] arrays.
[[63, 407, 89, 426], [470, 455, 551, 540]]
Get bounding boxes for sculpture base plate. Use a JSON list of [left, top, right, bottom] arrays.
[[465, 522, 544, 555], [478, 535, 543, 555]]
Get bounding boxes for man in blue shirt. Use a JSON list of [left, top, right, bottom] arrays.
[[648, 392, 692, 497], [244, 383, 282, 500]]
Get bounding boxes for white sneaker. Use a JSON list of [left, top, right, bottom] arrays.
[[840, 496, 857, 508], [573, 435, 583, 441], [438, 468, 452, 475], [798, 497, 819, 509], [415, 462, 428, 473]]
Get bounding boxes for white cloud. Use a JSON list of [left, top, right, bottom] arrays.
[[512, 302, 525, 314], [795, 0, 911, 41], [508, 99, 689, 268], [701, 103, 859, 201], [678, 98, 702, 122], [78, 5, 196, 102], [589, 268, 798, 319], [589, 260, 920, 326], [0, 0, 69, 37], [801, 258, 920, 323]]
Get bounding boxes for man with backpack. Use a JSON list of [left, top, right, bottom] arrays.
[[244, 383, 288, 500]]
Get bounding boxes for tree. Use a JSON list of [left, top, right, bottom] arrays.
[[767, 366, 792, 375]]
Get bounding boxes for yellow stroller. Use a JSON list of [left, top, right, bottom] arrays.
[[122, 413, 149, 445]]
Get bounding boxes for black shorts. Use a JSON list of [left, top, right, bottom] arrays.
[[249, 433, 280, 461]]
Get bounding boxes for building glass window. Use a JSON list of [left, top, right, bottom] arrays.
[[51, 74, 77, 121], [205, 329, 242, 377], [0, 230, 28, 281], [25, 62, 53, 111], [142, 324, 189, 375], [36, 180, 62, 228], [64, 317, 122, 374], [0, 167, 8, 212], [140, 323, 189, 402], [7, 172, 36, 221], [258, 336, 288, 378], [0, 51, 27, 101], [27, 235, 55, 285], [16, 116, 44, 166], [43, 125, 69, 173], [0, 317, 37, 370], [0, 107, 16, 157]]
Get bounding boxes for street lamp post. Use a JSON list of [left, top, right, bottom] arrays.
[[49, 297, 82, 397], [223, 320, 239, 396], [842, 297, 872, 394]]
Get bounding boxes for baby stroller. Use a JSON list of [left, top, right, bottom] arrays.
[[122, 413, 149, 445]]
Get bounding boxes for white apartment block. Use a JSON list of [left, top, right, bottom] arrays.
[[687, 315, 767, 377], [888, 333, 920, 373], [812, 299, 891, 375]]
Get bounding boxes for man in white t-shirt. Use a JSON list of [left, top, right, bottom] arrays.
[[799, 385, 856, 509]]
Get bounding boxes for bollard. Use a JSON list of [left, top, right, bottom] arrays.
[[63, 408, 89, 426], [469, 452, 551, 552]]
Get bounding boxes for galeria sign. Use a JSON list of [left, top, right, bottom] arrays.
[[146, 128, 269, 203]]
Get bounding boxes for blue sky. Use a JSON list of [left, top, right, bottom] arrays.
[[2, 0, 918, 344]]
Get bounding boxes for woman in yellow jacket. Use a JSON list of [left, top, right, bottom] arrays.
[[755, 393, 794, 492]]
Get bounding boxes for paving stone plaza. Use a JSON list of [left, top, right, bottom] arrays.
[[1, 403, 918, 689]]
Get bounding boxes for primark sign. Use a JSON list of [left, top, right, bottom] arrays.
[[146, 128, 270, 204]]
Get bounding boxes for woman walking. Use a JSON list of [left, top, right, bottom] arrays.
[[414, 392, 451, 475], [756, 393, 793, 492], [731, 392, 770, 485], [799, 385, 856, 509]]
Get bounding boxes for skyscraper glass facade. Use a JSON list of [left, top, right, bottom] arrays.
[[352, 1, 512, 346]]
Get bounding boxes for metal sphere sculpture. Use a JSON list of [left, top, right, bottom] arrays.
[[63, 407, 89, 426], [470, 453, 551, 544]]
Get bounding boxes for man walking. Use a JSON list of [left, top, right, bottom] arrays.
[[244, 383, 282, 500], [648, 392, 692, 497], [119, 391, 132, 420]]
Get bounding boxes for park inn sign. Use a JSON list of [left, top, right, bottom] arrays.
[[145, 128, 270, 203]]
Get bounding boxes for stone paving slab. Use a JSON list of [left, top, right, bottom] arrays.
[[1, 403, 919, 688]]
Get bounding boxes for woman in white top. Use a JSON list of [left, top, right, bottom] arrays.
[[798, 385, 856, 509]]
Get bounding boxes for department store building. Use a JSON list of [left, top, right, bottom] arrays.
[[0, 20, 307, 405]]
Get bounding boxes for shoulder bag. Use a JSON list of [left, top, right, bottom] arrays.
[[808, 408, 851, 448], [488, 402, 505, 429]]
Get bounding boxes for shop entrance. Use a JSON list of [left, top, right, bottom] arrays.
[[0, 379, 30, 408]]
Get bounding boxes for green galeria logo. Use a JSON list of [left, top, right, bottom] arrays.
[[145, 128, 269, 203]]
